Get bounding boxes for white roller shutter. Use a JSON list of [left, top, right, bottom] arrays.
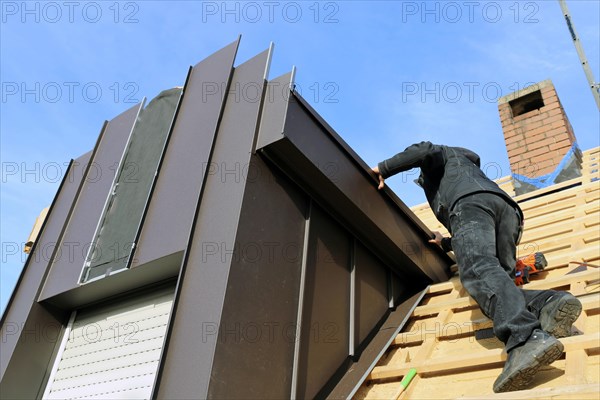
[[43, 287, 174, 400]]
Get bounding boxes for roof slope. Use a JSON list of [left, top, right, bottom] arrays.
[[356, 147, 600, 399]]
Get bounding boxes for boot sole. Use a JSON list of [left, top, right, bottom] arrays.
[[493, 339, 564, 393], [542, 297, 582, 338]]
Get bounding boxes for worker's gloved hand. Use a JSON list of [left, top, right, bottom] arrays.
[[429, 231, 444, 246], [372, 166, 385, 190], [430, 232, 453, 252]]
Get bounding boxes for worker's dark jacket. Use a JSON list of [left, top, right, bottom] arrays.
[[378, 141, 524, 234]]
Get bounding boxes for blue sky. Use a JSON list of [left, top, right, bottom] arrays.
[[1, 0, 599, 314]]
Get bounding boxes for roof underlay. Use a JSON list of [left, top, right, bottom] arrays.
[[356, 147, 600, 399]]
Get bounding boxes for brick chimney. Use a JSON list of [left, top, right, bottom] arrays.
[[498, 79, 582, 195]]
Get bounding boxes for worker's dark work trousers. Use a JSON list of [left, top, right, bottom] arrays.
[[450, 193, 556, 352]]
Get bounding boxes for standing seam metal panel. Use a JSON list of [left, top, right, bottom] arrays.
[[131, 39, 240, 270], [149, 39, 240, 399], [156, 48, 270, 400], [0, 153, 90, 398]]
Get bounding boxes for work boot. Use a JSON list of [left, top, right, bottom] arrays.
[[540, 293, 582, 338], [493, 329, 563, 393]]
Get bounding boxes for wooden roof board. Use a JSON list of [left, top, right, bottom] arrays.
[[356, 147, 600, 399]]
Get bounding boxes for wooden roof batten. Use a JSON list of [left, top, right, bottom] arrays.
[[356, 147, 600, 399]]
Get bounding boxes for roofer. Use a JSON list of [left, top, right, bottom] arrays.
[[372, 141, 583, 393]]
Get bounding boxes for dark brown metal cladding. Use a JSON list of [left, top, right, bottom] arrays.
[[255, 71, 294, 151], [38, 102, 144, 301], [327, 289, 429, 399], [354, 241, 389, 347], [256, 91, 452, 283], [0, 154, 90, 398], [208, 155, 308, 399], [295, 204, 352, 400], [131, 38, 240, 269], [38, 252, 182, 310], [252, 68, 451, 399], [154, 48, 271, 400], [1, 40, 454, 400]]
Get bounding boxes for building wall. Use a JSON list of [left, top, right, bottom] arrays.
[[1, 39, 451, 400]]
